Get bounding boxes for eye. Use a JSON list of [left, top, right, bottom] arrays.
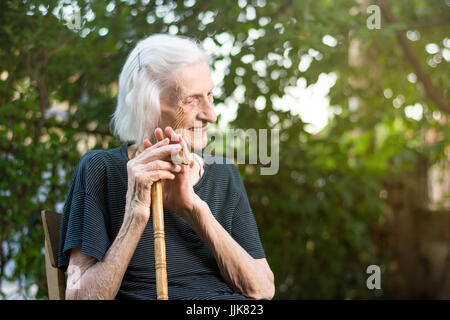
[[185, 96, 199, 105]]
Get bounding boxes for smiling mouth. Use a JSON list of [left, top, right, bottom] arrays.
[[188, 125, 207, 132]]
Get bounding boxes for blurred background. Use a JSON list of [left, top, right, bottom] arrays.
[[0, 0, 449, 299]]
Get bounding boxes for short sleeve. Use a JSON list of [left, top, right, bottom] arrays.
[[57, 152, 112, 272], [230, 167, 266, 259]]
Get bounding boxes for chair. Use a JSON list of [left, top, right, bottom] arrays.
[[41, 210, 66, 300]]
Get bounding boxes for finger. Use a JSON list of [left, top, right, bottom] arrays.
[[164, 126, 189, 167], [163, 127, 191, 165], [178, 135, 194, 167], [164, 126, 181, 144], [134, 138, 169, 160], [143, 160, 181, 173], [164, 127, 188, 165], [151, 170, 176, 181], [133, 139, 153, 158], [136, 170, 175, 185], [143, 138, 152, 149], [137, 143, 182, 164], [147, 137, 169, 150], [154, 127, 165, 142]]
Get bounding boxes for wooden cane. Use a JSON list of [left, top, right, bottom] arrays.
[[151, 148, 190, 300], [151, 180, 168, 300]]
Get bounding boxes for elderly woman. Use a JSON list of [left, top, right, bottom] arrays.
[[58, 34, 274, 300]]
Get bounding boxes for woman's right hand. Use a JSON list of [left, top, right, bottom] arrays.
[[125, 137, 182, 224]]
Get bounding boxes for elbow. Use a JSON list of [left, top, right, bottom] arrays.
[[65, 289, 113, 300], [65, 277, 88, 300], [65, 286, 88, 300], [262, 269, 275, 300], [266, 270, 275, 299], [64, 278, 82, 300], [65, 282, 114, 300], [64, 270, 116, 300], [65, 288, 80, 300]]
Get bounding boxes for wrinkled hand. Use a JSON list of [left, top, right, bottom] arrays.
[[125, 136, 182, 224], [154, 126, 202, 218]]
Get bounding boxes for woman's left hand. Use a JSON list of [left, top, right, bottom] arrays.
[[154, 126, 202, 218]]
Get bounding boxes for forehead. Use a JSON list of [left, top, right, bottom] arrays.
[[174, 61, 214, 95]]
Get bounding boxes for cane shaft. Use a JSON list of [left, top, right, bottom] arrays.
[[151, 180, 168, 300]]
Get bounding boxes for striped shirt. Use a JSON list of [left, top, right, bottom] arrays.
[[57, 142, 266, 300]]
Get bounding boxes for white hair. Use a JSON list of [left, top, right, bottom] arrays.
[[110, 34, 209, 144]]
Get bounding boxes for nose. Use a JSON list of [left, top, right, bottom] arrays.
[[198, 96, 217, 123]]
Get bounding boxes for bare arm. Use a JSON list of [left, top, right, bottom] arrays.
[[153, 127, 275, 300], [65, 138, 182, 300], [65, 212, 147, 299], [184, 199, 275, 300]]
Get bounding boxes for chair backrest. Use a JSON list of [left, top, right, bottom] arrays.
[[41, 210, 66, 300]]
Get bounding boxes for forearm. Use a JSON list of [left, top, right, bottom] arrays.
[[66, 213, 146, 300], [184, 200, 274, 300]]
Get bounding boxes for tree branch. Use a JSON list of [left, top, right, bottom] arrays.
[[376, 0, 450, 114]]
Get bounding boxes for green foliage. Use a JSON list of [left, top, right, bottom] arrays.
[[0, 0, 448, 299]]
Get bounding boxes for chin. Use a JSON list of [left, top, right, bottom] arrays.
[[183, 130, 208, 152]]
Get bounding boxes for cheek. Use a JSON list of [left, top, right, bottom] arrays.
[[159, 103, 177, 128], [170, 106, 190, 130]]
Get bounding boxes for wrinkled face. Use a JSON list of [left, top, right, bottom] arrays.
[[159, 61, 216, 151]]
